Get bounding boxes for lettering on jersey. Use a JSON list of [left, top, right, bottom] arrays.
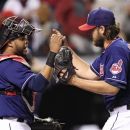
[[112, 75, 117, 78], [110, 59, 123, 75], [100, 64, 104, 76]]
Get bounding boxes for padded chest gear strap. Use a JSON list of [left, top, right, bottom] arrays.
[[0, 54, 30, 68]]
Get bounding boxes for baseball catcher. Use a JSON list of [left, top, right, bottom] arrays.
[[53, 46, 76, 84], [0, 16, 64, 130]]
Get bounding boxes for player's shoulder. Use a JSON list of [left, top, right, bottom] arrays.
[[109, 38, 129, 51], [0, 58, 29, 71], [0, 55, 30, 68]]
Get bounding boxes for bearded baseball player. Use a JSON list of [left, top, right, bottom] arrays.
[[0, 16, 64, 130], [54, 7, 130, 130]]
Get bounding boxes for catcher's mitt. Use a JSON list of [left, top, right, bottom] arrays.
[[53, 46, 75, 84]]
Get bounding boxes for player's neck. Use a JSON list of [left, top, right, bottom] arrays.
[[2, 48, 16, 55], [104, 40, 112, 49], [104, 38, 117, 49]]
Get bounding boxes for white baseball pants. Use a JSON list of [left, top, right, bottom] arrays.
[[0, 118, 31, 130], [102, 105, 130, 130]]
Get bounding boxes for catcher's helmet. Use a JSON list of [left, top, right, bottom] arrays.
[[0, 16, 42, 49]]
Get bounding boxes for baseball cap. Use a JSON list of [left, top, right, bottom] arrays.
[[79, 7, 115, 31]]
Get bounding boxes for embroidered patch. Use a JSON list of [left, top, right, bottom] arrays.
[[110, 59, 123, 75]]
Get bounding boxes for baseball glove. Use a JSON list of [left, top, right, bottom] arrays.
[[53, 46, 75, 84]]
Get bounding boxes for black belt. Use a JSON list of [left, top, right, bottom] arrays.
[[109, 104, 130, 112], [0, 117, 26, 123]]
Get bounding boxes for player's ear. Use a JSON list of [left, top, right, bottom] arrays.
[[98, 26, 105, 35], [8, 40, 15, 48]]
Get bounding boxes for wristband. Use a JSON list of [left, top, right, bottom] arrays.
[[46, 51, 56, 67]]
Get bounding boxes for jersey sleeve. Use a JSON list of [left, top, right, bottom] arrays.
[[90, 56, 101, 77], [3, 60, 49, 91], [104, 47, 128, 89]]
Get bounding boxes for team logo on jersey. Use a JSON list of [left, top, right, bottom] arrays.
[[100, 64, 104, 76], [110, 59, 123, 75]]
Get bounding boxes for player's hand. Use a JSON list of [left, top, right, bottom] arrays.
[[62, 36, 69, 46], [49, 29, 65, 53], [58, 69, 77, 85]]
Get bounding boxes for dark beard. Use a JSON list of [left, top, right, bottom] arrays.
[[16, 49, 32, 64], [91, 29, 105, 48], [95, 36, 105, 48], [93, 33, 105, 48], [16, 49, 25, 57]]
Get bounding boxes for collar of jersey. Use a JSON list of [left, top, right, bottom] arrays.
[[102, 37, 122, 53]]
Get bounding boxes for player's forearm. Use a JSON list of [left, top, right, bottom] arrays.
[[40, 29, 64, 80], [71, 49, 90, 78], [69, 76, 119, 95], [40, 65, 53, 80]]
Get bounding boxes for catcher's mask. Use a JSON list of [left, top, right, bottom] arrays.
[[0, 16, 42, 49]]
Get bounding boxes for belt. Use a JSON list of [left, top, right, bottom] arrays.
[[109, 104, 130, 113], [0, 117, 27, 123]]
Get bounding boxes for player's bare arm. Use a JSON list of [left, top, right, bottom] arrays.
[[69, 47, 99, 80], [69, 75, 120, 95], [40, 29, 64, 80]]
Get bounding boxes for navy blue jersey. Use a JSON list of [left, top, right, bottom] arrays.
[[90, 38, 130, 110], [0, 57, 49, 123]]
